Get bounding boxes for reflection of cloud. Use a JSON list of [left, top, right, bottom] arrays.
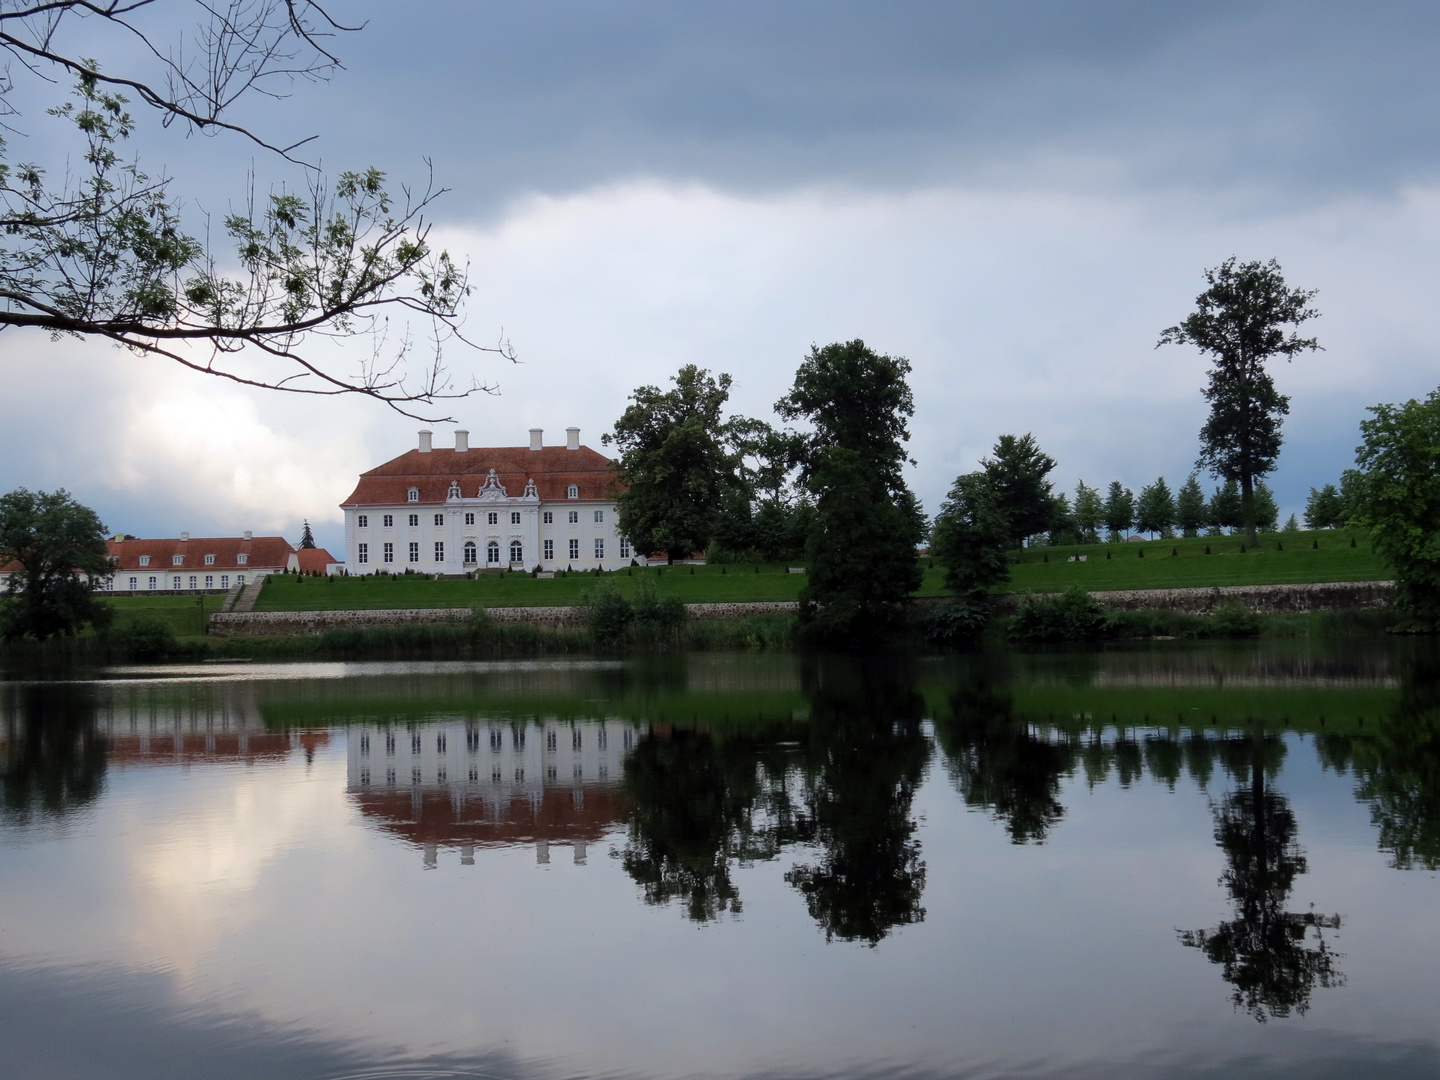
[[120, 754, 355, 980]]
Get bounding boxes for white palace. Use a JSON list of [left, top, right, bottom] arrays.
[[340, 427, 641, 574]]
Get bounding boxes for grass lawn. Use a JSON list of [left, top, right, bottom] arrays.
[[1000, 528, 1387, 593], [104, 592, 228, 637]]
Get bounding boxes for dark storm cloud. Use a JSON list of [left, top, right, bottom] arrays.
[[284, 0, 1440, 212]]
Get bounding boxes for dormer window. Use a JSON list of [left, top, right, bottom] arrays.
[[138, 556, 150, 567], [407, 487, 419, 502], [204, 554, 215, 565], [237, 553, 248, 565], [172, 555, 184, 566], [567, 484, 578, 499]]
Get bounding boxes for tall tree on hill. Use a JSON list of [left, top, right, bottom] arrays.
[[1136, 477, 1177, 538], [299, 521, 317, 549], [1253, 482, 1280, 533], [1304, 485, 1344, 529], [931, 472, 1012, 601], [0, 488, 114, 640], [776, 340, 925, 642], [1103, 482, 1134, 540], [982, 434, 1058, 547], [1159, 258, 1320, 545], [1072, 482, 1104, 545], [1209, 480, 1244, 534], [0, 2, 501, 420], [606, 365, 745, 564], [1176, 473, 1207, 537]]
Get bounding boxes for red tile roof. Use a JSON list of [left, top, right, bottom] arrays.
[[106, 536, 297, 573], [296, 548, 339, 574], [340, 445, 623, 507]]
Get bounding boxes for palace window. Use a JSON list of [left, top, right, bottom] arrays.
[[383, 514, 393, 527], [407, 488, 419, 502], [568, 538, 580, 561], [510, 540, 523, 564], [463, 541, 476, 564], [594, 510, 604, 524], [434, 514, 444, 526], [543, 511, 553, 524], [464, 512, 474, 525], [204, 554, 215, 565], [511, 512, 521, 525], [567, 484, 578, 499], [619, 537, 631, 559], [487, 540, 500, 565], [139, 556, 150, 566], [594, 538, 604, 560], [487, 511, 498, 525], [173, 555, 184, 565], [543, 539, 554, 560], [237, 553, 248, 565], [205, 575, 213, 588], [434, 541, 445, 562], [408, 514, 419, 527], [568, 510, 578, 524], [358, 515, 368, 528], [383, 542, 394, 563], [408, 542, 419, 563], [357, 543, 369, 564]]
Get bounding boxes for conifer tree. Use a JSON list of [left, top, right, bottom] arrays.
[[1136, 477, 1177, 538], [1072, 482, 1103, 544], [1102, 482, 1134, 540], [1176, 473, 1207, 537]]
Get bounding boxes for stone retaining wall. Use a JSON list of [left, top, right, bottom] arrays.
[[207, 583, 1392, 636]]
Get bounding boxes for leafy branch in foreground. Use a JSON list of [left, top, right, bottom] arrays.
[[0, 3, 506, 419]]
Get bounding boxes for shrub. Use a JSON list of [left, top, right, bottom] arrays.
[[1204, 602, 1262, 638], [1008, 587, 1115, 643], [631, 577, 685, 640], [579, 581, 633, 643], [921, 599, 991, 645], [106, 615, 177, 660]]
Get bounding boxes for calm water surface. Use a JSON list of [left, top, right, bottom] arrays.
[[2, 644, 1438, 1079]]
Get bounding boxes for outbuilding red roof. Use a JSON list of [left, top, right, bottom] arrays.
[[341, 445, 622, 507], [107, 536, 297, 572], [296, 547, 339, 573]]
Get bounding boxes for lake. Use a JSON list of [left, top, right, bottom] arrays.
[[2, 643, 1438, 1079]]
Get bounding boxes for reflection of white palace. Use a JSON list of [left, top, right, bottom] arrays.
[[346, 718, 646, 867]]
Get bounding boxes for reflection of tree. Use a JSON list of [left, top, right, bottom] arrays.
[[933, 681, 1075, 843], [1180, 735, 1342, 1021], [620, 657, 929, 946], [785, 659, 929, 946], [1318, 647, 1440, 870], [0, 684, 107, 821]]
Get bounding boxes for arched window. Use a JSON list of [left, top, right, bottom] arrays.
[[463, 541, 477, 565], [509, 540, 523, 564], [567, 484, 578, 499], [486, 540, 500, 565], [407, 487, 419, 502]]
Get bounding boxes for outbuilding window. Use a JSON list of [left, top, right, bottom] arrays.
[[358, 543, 368, 564], [237, 553, 248, 565], [139, 556, 150, 566], [204, 554, 215, 565], [407, 488, 419, 502], [567, 484, 578, 499]]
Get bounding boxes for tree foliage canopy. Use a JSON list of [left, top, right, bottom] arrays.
[[1346, 387, 1440, 627], [1159, 257, 1319, 543], [605, 365, 743, 564], [0, 1, 501, 419], [1103, 481, 1134, 537], [0, 487, 113, 639], [980, 433, 1057, 546], [930, 471, 1011, 599], [1136, 476, 1176, 538], [1176, 473, 1207, 537]]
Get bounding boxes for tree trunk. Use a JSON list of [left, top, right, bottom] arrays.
[[1240, 472, 1257, 546]]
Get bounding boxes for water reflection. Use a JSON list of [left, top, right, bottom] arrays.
[[0, 683, 107, 820]]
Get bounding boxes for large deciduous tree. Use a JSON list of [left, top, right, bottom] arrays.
[[0, 488, 114, 640], [1159, 258, 1320, 545], [1102, 481, 1134, 540], [1135, 477, 1176, 538], [1072, 481, 1103, 544], [1304, 484, 1344, 530], [981, 433, 1057, 547], [776, 340, 924, 642], [0, 1, 502, 419], [1176, 473, 1207, 537], [930, 471, 1011, 601], [605, 365, 743, 564], [1345, 388, 1440, 628]]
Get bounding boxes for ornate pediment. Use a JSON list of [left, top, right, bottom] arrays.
[[522, 478, 539, 501], [477, 469, 508, 502]]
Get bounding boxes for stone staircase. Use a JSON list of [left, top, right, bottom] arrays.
[[230, 578, 266, 613], [219, 582, 244, 612]]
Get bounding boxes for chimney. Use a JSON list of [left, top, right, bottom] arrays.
[[180, 531, 189, 542], [455, 430, 469, 452], [529, 427, 543, 451], [418, 430, 433, 453], [243, 530, 252, 541], [566, 426, 580, 451]]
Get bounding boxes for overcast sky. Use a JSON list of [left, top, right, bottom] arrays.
[[3, 0, 1439, 553]]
